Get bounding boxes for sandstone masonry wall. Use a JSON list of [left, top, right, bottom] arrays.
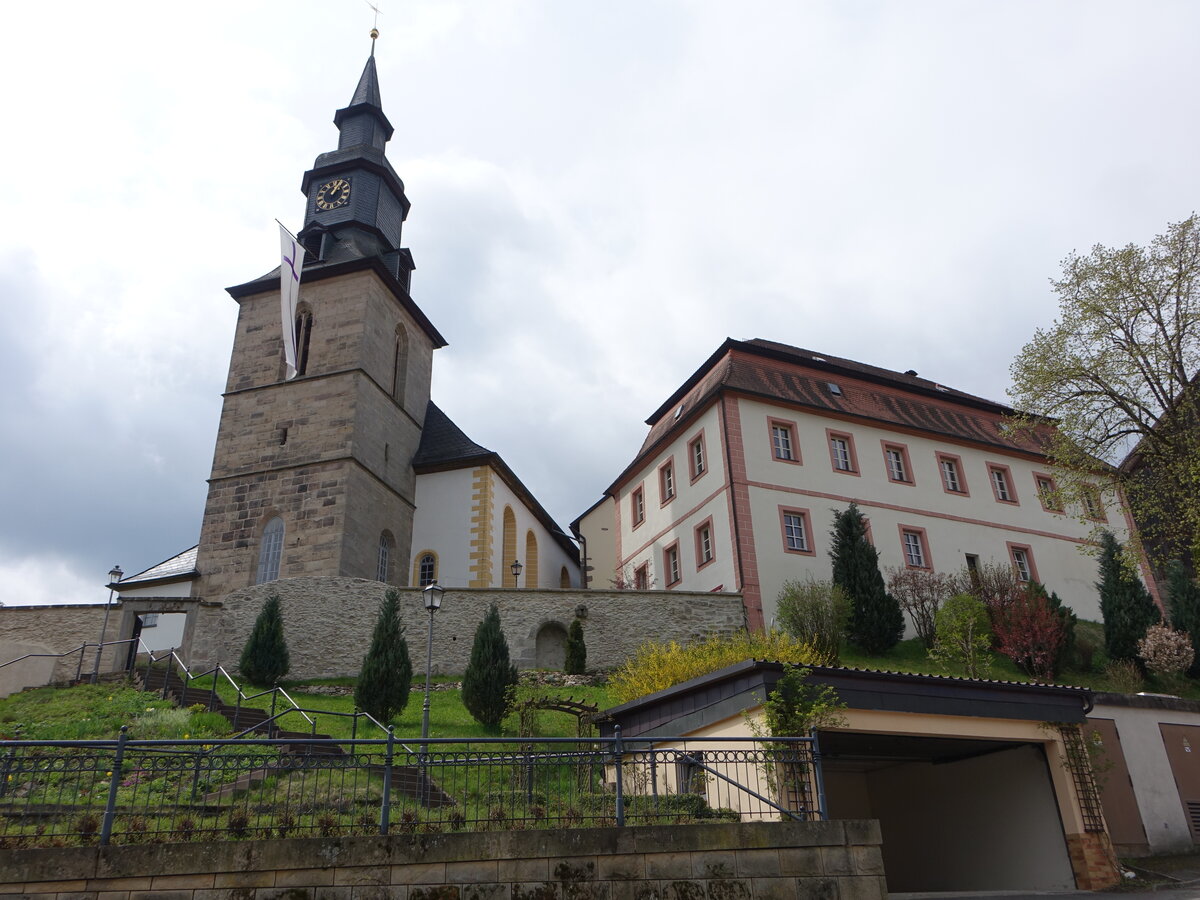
[[189, 579, 746, 678], [0, 605, 112, 696], [0, 820, 887, 900]]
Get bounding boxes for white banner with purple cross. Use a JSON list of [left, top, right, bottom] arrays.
[[279, 224, 306, 380]]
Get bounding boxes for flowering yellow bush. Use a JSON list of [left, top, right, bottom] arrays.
[[608, 629, 824, 704]]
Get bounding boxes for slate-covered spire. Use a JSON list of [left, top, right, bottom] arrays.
[[297, 44, 414, 286], [334, 55, 394, 153]]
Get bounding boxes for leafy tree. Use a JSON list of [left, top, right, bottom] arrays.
[[886, 568, 954, 649], [1008, 214, 1200, 572], [1166, 560, 1200, 676], [238, 594, 290, 686], [354, 589, 413, 723], [565, 618, 587, 675], [1097, 531, 1158, 668], [776, 577, 848, 664], [829, 503, 904, 655], [929, 593, 992, 679], [462, 604, 519, 729]]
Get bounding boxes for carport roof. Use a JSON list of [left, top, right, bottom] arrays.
[[598, 660, 1093, 740]]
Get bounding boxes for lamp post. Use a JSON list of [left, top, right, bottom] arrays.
[[419, 580, 444, 759], [91, 565, 124, 683], [510, 559, 523, 588]]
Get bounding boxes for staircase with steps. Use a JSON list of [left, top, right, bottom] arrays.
[[136, 667, 343, 756], [136, 666, 456, 808]]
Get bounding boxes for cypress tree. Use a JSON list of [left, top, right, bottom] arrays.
[[1097, 531, 1158, 667], [1166, 560, 1200, 677], [239, 594, 290, 686], [830, 503, 904, 655], [354, 589, 413, 723], [462, 604, 518, 729], [565, 618, 587, 675]]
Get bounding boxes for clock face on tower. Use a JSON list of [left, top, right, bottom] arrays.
[[315, 178, 351, 211]]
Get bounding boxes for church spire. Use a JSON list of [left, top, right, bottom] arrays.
[[298, 34, 413, 286]]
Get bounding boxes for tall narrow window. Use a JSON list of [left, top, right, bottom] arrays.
[[659, 459, 675, 503], [256, 517, 285, 584], [377, 531, 395, 583], [559, 566, 571, 588], [417, 553, 437, 587], [695, 518, 715, 568], [689, 433, 707, 481], [937, 453, 968, 495], [524, 530, 540, 589], [883, 443, 912, 484], [988, 464, 1018, 504], [769, 420, 798, 462], [664, 543, 681, 587], [634, 563, 649, 590], [631, 486, 646, 526], [392, 325, 409, 404], [900, 528, 928, 569], [1011, 547, 1033, 582], [502, 506, 517, 587], [827, 430, 858, 474], [781, 509, 812, 554], [294, 310, 314, 377]]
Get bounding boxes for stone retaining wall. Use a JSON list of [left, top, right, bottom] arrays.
[[0, 605, 112, 697], [188, 579, 747, 679], [0, 820, 886, 900]]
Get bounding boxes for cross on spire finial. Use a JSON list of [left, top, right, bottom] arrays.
[[366, 0, 383, 54]]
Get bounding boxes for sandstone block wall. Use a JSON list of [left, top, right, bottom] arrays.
[[0, 605, 114, 696], [189, 579, 746, 678], [0, 820, 887, 900]]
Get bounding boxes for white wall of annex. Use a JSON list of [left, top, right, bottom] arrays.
[[411, 468, 476, 587], [491, 473, 579, 589], [577, 497, 616, 588]]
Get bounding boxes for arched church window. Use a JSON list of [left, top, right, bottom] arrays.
[[524, 530, 539, 590], [377, 531, 396, 583], [560, 566, 570, 588], [392, 325, 409, 405], [415, 552, 437, 587], [294, 307, 314, 376], [502, 507, 517, 587], [256, 517, 285, 584]]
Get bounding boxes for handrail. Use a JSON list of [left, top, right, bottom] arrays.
[[0, 637, 140, 670]]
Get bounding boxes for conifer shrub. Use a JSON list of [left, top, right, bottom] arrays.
[[776, 577, 848, 664], [354, 589, 413, 723], [565, 618, 587, 675], [1166, 560, 1200, 676], [238, 594, 290, 686], [609, 630, 821, 703], [830, 503, 904, 654], [462, 604, 518, 729], [1097, 531, 1158, 668]]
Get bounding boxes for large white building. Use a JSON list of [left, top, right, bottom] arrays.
[[576, 338, 1139, 629]]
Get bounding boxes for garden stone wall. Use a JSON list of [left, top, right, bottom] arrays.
[[187, 579, 747, 679], [0, 820, 887, 900]]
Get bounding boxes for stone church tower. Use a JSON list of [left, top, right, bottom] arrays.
[[193, 51, 446, 604]]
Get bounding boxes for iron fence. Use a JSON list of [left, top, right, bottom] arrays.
[[0, 729, 823, 847]]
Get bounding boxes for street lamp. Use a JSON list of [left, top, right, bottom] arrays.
[[92, 565, 123, 683], [510, 559, 523, 588], [419, 580, 444, 759]]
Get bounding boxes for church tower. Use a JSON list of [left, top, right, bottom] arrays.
[[193, 45, 446, 605]]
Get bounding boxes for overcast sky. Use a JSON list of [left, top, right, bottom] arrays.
[[3, 1, 1198, 605]]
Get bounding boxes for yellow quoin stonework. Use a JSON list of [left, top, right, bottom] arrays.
[[468, 466, 494, 587]]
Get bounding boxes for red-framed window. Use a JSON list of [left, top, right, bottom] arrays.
[[694, 517, 716, 569], [631, 485, 646, 527], [826, 429, 859, 475], [688, 431, 708, 483], [988, 463, 1019, 505], [1007, 542, 1039, 583], [937, 452, 969, 495], [898, 525, 931, 570], [882, 441, 914, 485], [779, 506, 815, 555], [663, 541, 682, 587], [768, 418, 801, 464]]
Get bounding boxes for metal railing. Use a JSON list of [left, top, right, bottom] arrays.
[[0, 729, 822, 847]]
